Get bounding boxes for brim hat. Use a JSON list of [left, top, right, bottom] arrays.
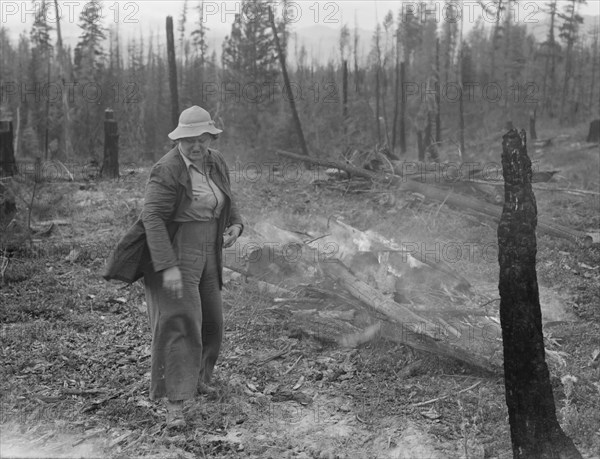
[[168, 105, 223, 140]]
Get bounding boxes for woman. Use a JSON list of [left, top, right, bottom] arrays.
[[103, 106, 244, 428]]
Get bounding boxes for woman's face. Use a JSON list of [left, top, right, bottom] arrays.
[[178, 133, 213, 164]]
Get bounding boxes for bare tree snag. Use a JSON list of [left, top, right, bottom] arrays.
[[269, 6, 309, 157], [342, 59, 348, 137], [54, 0, 72, 162], [435, 38, 441, 144], [530, 108, 538, 141], [101, 109, 119, 179], [0, 120, 17, 177], [498, 129, 582, 459], [166, 16, 179, 130], [399, 61, 407, 154], [417, 130, 424, 161], [425, 111, 439, 162], [392, 36, 400, 151]]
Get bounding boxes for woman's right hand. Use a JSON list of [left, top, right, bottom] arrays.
[[162, 266, 183, 299]]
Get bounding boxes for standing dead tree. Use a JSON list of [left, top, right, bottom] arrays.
[[268, 6, 309, 158], [498, 129, 582, 459], [166, 16, 179, 130], [101, 109, 119, 179], [0, 120, 17, 177], [587, 119, 599, 143]]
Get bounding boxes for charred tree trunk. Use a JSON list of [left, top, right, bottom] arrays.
[[166, 16, 179, 130], [342, 60, 348, 137], [587, 119, 600, 143], [425, 111, 439, 162], [392, 41, 401, 151], [435, 38, 441, 144], [0, 120, 17, 177], [498, 129, 582, 459], [269, 6, 309, 157], [44, 59, 51, 160], [101, 109, 119, 179], [375, 67, 381, 144], [417, 130, 424, 162], [530, 108, 538, 140], [353, 20, 360, 94], [399, 61, 406, 154], [458, 37, 465, 158]]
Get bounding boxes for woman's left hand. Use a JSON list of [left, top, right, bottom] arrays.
[[223, 225, 241, 248]]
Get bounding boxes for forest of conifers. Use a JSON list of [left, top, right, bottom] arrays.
[[0, 0, 598, 164]]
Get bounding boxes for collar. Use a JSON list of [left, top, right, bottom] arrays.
[[178, 144, 209, 174]]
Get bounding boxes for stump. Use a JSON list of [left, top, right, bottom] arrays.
[[529, 109, 537, 141], [0, 182, 17, 232], [101, 109, 119, 179], [498, 129, 581, 458], [586, 119, 599, 143], [0, 120, 17, 177]]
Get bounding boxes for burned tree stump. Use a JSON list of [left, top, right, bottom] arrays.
[[586, 119, 599, 143], [498, 129, 581, 459], [0, 120, 17, 177], [101, 109, 119, 179], [530, 108, 538, 141]]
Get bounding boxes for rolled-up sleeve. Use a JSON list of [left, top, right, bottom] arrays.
[[141, 165, 178, 272]]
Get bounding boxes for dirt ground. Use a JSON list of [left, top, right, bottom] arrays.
[[1, 126, 599, 458]]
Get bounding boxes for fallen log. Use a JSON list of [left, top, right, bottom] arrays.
[[321, 259, 501, 374], [391, 160, 558, 184], [276, 149, 589, 244], [322, 259, 442, 338], [329, 217, 472, 289], [245, 221, 568, 374]]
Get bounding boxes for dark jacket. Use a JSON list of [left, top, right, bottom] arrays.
[[102, 147, 243, 288]]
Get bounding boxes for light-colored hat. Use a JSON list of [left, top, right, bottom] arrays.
[[168, 106, 222, 140]]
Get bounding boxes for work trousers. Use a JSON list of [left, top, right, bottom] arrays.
[[143, 220, 223, 401]]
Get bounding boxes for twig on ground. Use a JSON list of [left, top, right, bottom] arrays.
[[479, 298, 500, 308], [413, 380, 482, 407], [283, 355, 303, 375], [256, 343, 293, 365]]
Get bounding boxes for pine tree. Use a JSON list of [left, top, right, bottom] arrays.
[[222, 13, 243, 77], [74, 0, 106, 73], [221, 0, 279, 140], [441, 0, 459, 85], [380, 11, 394, 147], [73, 0, 107, 159], [177, 0, 189, 90], [29, 0, 54, 159], [370, 23, 383, 143], [489, 0, 506, 80], [539, 0, 561, 117], [191, 1, 209, 68], [558, 0, 587, 120]]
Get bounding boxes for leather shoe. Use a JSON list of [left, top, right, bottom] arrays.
[[166, 400, 186, 428], [197, 381, 218, 397]]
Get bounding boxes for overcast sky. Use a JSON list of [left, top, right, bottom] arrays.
[[1, 0, 599, 47]]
